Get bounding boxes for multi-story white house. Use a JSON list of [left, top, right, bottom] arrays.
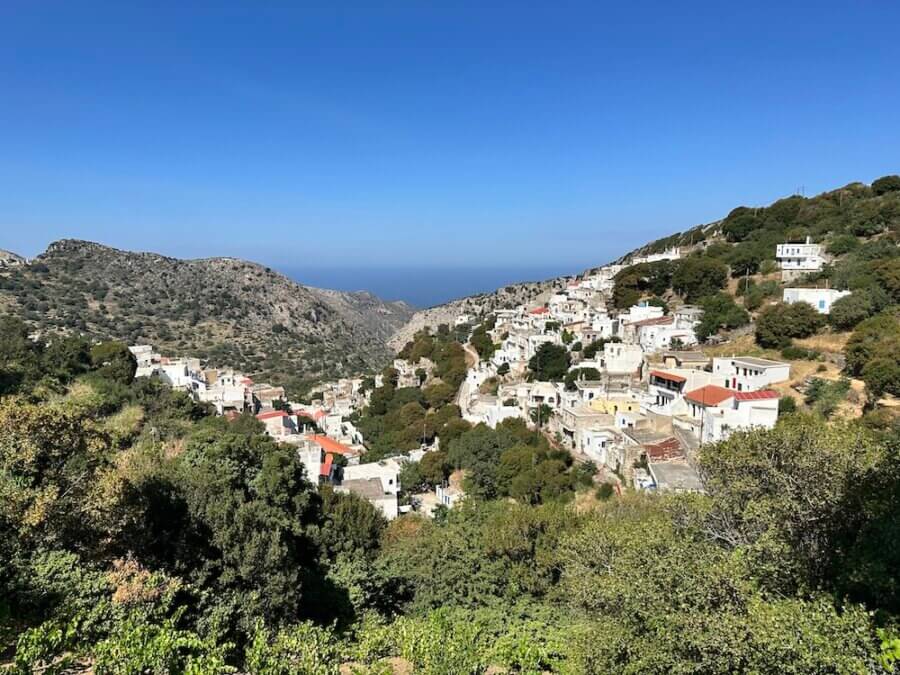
[[712, 356, 790, 392], [674, 385, 780, 443], [782, 287, 851, 314], [776, 237, 826, 280]]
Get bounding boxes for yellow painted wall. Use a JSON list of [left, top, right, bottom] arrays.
[[590, 397, 641, 415]]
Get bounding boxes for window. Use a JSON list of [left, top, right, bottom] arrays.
[[818, 300, 826, 309]]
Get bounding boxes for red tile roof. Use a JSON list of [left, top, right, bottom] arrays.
[[306, 434, 355, 456], [650, 369, 687, 383], [643, 437, 684, 460], [256, 410, 288, 421], [733, 389, 780, 401], [529, 306, 549, 315], [685, 385, 734, 407]]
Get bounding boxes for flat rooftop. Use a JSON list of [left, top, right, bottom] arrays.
[[649, 461, 704, 492], [728, 356, 788, 368]]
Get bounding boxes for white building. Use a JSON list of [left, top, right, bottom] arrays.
[[632, 247, 681, 265], [776, 237, 826, 280], [782, 287, 851, 314], [337, 459, 403, 520], [712, 357, 790, 392], [675, 385, 780, 443], [602, 342, 644, 377]]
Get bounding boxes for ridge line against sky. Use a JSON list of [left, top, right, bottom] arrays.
[[1, 1, 899, 304]]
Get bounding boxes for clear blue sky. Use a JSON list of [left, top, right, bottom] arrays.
[[1, 1, 899, 297]]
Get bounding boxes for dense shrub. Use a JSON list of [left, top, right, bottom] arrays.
[[755, 302, 825, 348]]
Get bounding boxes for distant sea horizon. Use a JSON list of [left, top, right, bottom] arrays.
[[279, 265, 590, 309]]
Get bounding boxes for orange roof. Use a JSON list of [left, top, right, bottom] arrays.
[[643, 437, 684, 460], [733, 389, 780, 401], [650, 369, 687, 383], [685, 385, 733, 407], [256, 410, 287, 421], [529, 307, 549, 315], [320, 453, 334, 477], [306, 434, 355, 456]]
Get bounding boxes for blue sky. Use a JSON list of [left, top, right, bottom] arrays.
[[1, 1, 899, 296]]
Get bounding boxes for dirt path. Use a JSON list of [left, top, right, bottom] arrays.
[[462, 342, 479, 368]]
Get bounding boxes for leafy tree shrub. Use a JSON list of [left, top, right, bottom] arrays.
[[780, 345, 821, 361], [755, 302, 825, 348], [845, 313, 900, 376], [829, 290, 885, 331], [528, 343, 570, 381], [671, 257, 728, 302], [696, 293, 749, 341], [862, 357, 900, 401], [827, 234, 860, 256], [778, 396, 797, 414], [804, 378, 851, 418], [872, 174, 900, 195]]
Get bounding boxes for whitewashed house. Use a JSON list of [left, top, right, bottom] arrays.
[[712, 357, 790, 392], [776, 237, 826, 280], [674, 385, 780, 443], [782, 287, 851, 314]]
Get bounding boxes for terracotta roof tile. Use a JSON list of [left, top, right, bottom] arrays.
[[685, 385, 734, 407], [733, 389, 780, 401], [650, 370, 687, 383]]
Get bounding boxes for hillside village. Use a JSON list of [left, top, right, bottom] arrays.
[[4, 176, 900, 672], [113, 176, 900, 521]]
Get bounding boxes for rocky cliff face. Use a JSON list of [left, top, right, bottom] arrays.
[[0, 240, 413, 391]]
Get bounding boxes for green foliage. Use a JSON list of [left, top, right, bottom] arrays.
[[89, 341, 139, 385], [527, 343, 570, 381], [92, 615, 234, 675], [827, 233, 861, 256], [845, 312, 900, 401], [778, 396, 797, 414], [245, 621, 340, 675], [755, 302, 825, 348], [612, 261, 673, 309], [469, 324, 496, 360], [780, 345, 820, 361], [671, 256, 728, 302], [581, 336, 619, 360], [829, 289, 885, 330], [804, 377, 851, 417], [873, 174, 900, 195], [696, 293, 749, 341]]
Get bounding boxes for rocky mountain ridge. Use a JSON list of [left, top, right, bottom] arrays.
[[0, 239, 414, 392]]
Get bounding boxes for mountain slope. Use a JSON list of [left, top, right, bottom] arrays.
[[0, 240, 413, 392], [391, 175, 900, 349], [388, 274, 575, 350]]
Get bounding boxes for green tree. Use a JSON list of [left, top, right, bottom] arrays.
[[89, 342, 137, 385], [528, 343, 570, 381], [696, 293, 749, 341], [755, 302, 825, 348], [671, 257, 728, 302], [872, 174, 900, 195]]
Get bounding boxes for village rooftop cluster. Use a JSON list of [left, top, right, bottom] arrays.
[[128, 237, 845, 518]]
